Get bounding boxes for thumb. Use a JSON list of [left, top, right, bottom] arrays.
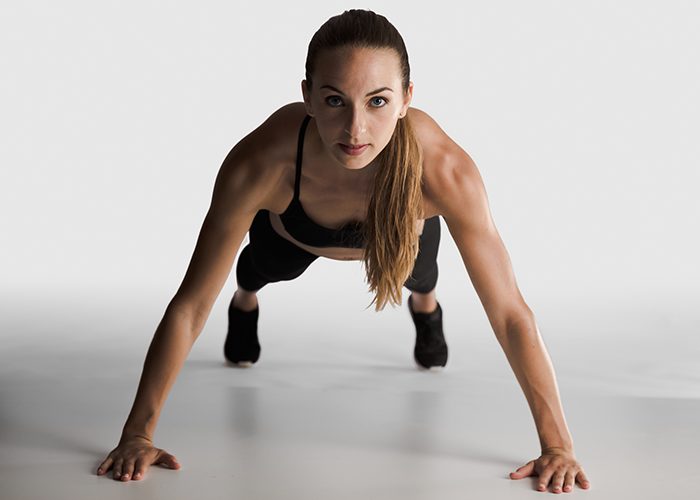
[[154, 450, 180, 469], [510, 460, 534, 479]]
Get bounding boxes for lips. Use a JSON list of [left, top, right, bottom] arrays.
[[339, 143, 369, 156]]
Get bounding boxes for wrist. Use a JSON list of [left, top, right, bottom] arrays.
[[121, 425, 154, 444], [120, 432, 153, 444], [541, 444, 574, 454], [122, 412, 157, 442], [539, 430, 574, 454]]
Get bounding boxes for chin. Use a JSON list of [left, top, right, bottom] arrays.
[[334, 153, 376, 170]]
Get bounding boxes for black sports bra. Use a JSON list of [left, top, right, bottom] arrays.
[[278, 114, 366, 248]]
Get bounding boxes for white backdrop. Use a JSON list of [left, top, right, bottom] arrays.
[[1, 1, 698, 393], [2, 2, 700, 498]]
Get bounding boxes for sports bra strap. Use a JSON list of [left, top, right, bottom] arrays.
[[294, 114, 312, 200]]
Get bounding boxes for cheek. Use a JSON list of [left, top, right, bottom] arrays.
[[314, 124, 332, 143], [377, 125, 396, 146], [316, 120, 340, 140]]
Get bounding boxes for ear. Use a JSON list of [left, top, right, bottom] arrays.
[[399, 81, 414, 119], [301, 79, 314, 116]]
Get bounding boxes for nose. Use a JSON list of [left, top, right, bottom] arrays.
[[343, 108, 367, 141]]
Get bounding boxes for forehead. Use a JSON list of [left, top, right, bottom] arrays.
[[314, 47, 401, 88]]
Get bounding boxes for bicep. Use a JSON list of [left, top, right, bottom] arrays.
[[440, 152, 531, 334]]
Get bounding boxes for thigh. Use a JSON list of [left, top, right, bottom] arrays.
[[237, 209, 321, 291]]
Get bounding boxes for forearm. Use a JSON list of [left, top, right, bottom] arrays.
[[121, 303, 199, 441], [495, 315, 574, 452]]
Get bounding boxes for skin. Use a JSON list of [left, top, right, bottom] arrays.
[[302, 46, 411, 175], [96, 46, 591, 493]]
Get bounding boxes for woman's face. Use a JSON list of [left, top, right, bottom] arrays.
[[302, 46, 413, 171]]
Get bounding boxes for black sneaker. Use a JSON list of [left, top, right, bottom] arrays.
[[224, 294, 260, 367], [408, 294, 448, 370]]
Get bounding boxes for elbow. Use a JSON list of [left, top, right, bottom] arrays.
[[166, 297, 208, 339], [507, 310, 537, 337], [499, 305, 537, 339]]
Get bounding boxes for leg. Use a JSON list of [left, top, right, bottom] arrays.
[[231, 287, 259, 312], [404, 214, 441, 311], [226, 209, 320, 365], [409, 288, 437, 314], [403, 216, 447, 370], [232, 244, 263, 312], [235, 210, 320, 297]]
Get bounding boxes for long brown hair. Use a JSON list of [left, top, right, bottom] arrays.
[[305, 9, 424, 312]]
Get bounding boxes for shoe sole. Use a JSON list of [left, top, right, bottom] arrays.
[[224, 358, 256, 368], [414, 358, 446, 371]]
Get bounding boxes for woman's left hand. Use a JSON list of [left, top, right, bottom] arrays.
[[509, 447, 591, 493]]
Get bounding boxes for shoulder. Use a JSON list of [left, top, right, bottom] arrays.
[[406, 107, 483, 218], [224, 101, 306, 172], [217, 102, 307, 212]]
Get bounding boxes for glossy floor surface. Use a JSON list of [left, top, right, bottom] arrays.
[[1, 292, 698, 499]]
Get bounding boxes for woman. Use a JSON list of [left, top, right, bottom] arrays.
[[96, 9, 591, 494]]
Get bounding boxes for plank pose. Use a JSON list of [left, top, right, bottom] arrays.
[[97, 8, 591, 494]]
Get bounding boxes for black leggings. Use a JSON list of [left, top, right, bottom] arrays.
[[236, 209, 441, 294]]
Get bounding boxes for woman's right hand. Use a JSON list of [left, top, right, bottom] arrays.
[[96, 435, 181, 481]]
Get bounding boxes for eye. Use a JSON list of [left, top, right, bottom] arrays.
[[324, 95, 389, 108], [325, 96, 343, 107], [370, 96, 388, 107]]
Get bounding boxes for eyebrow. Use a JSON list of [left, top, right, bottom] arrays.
[[320, 85, 394, 96]]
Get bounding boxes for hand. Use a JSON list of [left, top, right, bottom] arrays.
[[96, 435, 181, 481], [509, 447, 591, 493]]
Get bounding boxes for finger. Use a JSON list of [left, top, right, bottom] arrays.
[[121, 459, 135, 481], [113, 459, 124, 480], [576, 470, 591, 489], [154, 449, 180, 469], [563, 470, 576, 492], [97, 456, 113, 475], [537, 469, 554, 492], [550, 469, 566, 493], [132, 458, 146, 480], [510, 460, 534, 479]]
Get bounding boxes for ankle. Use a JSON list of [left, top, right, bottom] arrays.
[[410, 293, 438, 314], [232, 290, 258, 312]]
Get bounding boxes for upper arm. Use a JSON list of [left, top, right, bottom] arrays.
[[168, 118, 284, 333], [435, 146, 533, 335], [169, 154, 262, 333]]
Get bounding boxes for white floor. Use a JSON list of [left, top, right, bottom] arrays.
[[1, 287, 699, 499]]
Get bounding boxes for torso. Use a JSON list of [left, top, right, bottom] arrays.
[[258, 102, 442, 261]]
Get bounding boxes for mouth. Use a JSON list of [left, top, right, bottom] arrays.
[[339, 143, 369, 156]]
